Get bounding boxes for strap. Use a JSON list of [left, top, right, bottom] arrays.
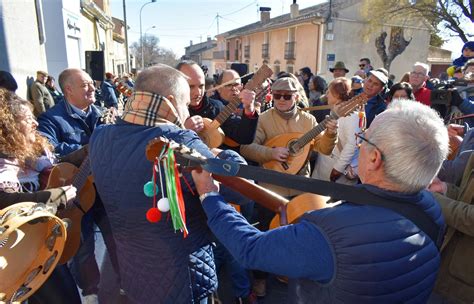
[[200, 157, 442, 248]]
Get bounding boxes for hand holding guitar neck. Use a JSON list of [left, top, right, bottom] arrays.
[[239, 89, 256, 114], [191, 170, 220, 197]]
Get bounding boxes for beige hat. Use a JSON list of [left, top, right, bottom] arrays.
[[272, 77, 298, 91], [36, 70, 48, 77]]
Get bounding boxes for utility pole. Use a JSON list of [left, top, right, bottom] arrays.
[[123, 0, 129, 73]]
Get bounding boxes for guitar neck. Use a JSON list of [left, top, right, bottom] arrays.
[[294, 111, 339, 149], [213, 174, 288, 214], [72, 157, 91, 191], [213, 97, 241, 126]]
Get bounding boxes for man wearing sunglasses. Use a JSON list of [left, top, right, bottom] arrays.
[[193, 99, 449, 303], [240, 77, 338, 198]]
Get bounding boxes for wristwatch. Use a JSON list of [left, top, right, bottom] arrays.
[[199, 191, 220, 203]]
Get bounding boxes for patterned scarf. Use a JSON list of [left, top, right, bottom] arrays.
[[122, 91, 184, 128]]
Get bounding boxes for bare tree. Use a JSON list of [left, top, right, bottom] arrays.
[[375, 27, 412, 71], [130, 34, 179, 68]]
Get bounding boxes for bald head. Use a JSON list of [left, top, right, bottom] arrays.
[[58, 68, 95, 109], [217, 69, 241, 102], [177, 61, 205, 107], [135, 64, 191, 121]]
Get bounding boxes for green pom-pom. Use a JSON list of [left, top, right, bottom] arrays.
[[143, 181, 158, 197]]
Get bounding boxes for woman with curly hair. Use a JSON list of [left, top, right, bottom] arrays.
[[311, 77, 363, 184], [0, 88, 81, 303]]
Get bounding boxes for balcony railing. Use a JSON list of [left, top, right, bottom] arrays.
[[262, 43, 269, 59], [284, 41, 296, 60], [244, 45, 250, 59]]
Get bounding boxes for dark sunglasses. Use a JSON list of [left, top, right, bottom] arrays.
[[359, 64, 366, 68], [272, 93, 294, 100]]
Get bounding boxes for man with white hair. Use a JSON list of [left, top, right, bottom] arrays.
[[409, 61, 432, 106], [192, 99, 448, 303], [88, 64, 232, 303]]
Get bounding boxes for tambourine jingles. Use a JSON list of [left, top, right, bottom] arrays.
[[0, 202, 67, 303]]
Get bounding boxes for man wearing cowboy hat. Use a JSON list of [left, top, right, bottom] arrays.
[[330, 61, 349, 78]]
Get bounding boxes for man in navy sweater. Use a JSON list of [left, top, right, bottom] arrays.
[[192, 99, 449, 303]]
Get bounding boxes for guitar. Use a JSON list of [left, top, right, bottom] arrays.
[[198, 64, 273, 148], [263, 93, 368, 175], [145, 137, 330, 230], [43, 107, 117, 264]]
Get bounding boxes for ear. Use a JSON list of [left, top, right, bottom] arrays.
[[366, 148, 384, 171]]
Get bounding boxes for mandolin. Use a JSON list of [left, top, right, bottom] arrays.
[[198, 64, 273, 148], [145, 137, 330, 230], [263, 93, 368, 175], [42, 107, 117, 264]]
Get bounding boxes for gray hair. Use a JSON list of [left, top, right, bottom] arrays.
[[368, 99, 449, 193], [135, 64, 189, 104], [413, 62, 430, 76], [58, 68, 80, 95]]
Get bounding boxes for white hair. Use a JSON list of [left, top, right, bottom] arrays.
[[413, 62, 430, 76], [368, 99, 449, 193]]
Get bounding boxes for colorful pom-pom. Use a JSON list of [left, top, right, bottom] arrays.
[[146, 208, 162, 223], [157, 197, 170, 212], [143, 181, 158, 197], [265, 93, 272, 103]]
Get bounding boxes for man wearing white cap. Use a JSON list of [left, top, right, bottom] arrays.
[[363, 69, 387, 127]]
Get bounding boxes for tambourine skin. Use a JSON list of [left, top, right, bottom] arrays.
[[0, 202, 67, 303]]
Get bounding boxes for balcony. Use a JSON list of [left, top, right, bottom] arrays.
[[284, 41, 296, 60], [262, 43, 269, 59], [244, 45, 250, 59]]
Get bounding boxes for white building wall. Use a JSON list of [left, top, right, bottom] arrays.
[[0, 0, 48, 99], [319, 1, 430, 81]]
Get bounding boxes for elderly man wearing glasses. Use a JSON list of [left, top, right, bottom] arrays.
[[193, 99, 448, 304], [409, 62, 432, 106]]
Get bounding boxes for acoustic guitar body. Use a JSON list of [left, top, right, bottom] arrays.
[[45, 162, 96, 264], [263, 132, 312, 175], [198, 117, 225, 148], [269, 193, 329, 230]]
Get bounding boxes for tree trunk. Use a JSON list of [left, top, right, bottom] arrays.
[[375, 27, 412, 72]]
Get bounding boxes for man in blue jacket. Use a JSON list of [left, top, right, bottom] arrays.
[[38, 68, 119, 304], [192, 99, 449, 303], [89, 64, 238, 303], [101, 72, 118, 109]]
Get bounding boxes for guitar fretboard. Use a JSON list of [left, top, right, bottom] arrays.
[[291, 111, 339, 152], [72, 158, 91, 191]]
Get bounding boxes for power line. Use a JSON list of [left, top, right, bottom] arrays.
[[221, 0, 257, 17]]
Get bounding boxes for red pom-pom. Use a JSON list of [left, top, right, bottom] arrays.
[[265, 93, 272, 103], [146, 208, 162, 223]]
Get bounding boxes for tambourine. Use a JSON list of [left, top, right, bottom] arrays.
[[0, 202, 67, 303]]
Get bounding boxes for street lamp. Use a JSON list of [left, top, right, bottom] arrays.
[[140, 0, 157, 69]]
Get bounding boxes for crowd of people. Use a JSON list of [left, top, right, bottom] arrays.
[[0, 40, 473, 304]]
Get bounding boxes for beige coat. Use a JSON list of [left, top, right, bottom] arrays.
[[30, 81, 55, 116], [240, 108, 337, 197], [433, 153, 474, 303]]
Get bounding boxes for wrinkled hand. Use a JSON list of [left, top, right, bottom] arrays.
[[272, 147, 290, 162], [191, 169, 219, 196], [184, 115, 205, 132], [239, 89, 256, 114], [325, 118, 338, 135], [448, 124, 465, 137], [427, 177, 447, 195], [329, 168, 343, 182]]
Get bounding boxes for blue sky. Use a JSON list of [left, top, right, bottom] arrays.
[[110, 0, 469, 59]]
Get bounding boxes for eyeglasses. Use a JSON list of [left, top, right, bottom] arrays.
[[224, 83, 241, 89], [359, 64, 366, 68], [410, 71, 426, 77], [355, 131, 385, 160], [272, 93, 294, 100]]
